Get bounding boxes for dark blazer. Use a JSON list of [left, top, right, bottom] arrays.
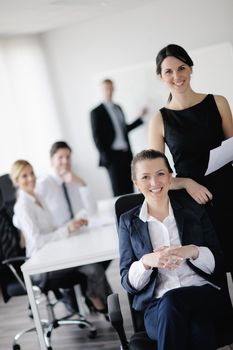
[[119, 190, 226, 312], [90, 103, 143, 167]]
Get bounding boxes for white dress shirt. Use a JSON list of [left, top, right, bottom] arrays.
[[36, 171, 97, 227], [13, 190, 69, 257], [103, 101, 128, 151], [128, 200, 215, 298]]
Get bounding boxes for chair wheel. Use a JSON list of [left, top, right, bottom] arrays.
[[13, 345, 20, 350], [78, 323, 86, 329], [47, 347, 53, 350], [88, 330, 97, 339]]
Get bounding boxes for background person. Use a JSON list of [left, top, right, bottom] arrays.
[[36, 140, 111, 273], [119, 149, 233, 350], [11, 160, 111, 317], [148, 43, 233, 278], [90, 78, 147, 196], [36, 141, 97, 227]]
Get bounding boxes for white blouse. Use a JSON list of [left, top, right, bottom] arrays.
[[13, 190, 69, 257]]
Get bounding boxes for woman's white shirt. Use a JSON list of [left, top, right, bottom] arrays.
[[128, 200, 215, 298], [13, 189, 69, 257]]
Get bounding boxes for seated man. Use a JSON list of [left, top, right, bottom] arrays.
[[119, 149, 233, 350], [36, 141, 112, 314], [36, 141, 97, 226]]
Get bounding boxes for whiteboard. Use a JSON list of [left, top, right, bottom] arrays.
[[92, 42, 233, 171]]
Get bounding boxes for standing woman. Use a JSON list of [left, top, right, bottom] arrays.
[[148, 44, 233, 277], [11, 160, 112, 315]]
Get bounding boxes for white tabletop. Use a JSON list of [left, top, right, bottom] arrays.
[[21, 197, 119, 275], [21, 197, 120, 350]]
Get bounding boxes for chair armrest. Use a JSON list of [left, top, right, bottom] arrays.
[[1, 256, 28, 291], [107, 293, 129, 349], [2, 256, 28, 265]]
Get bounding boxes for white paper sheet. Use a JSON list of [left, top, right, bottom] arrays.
[[205, 137, 233, 175], [88, 215, 115, 229]]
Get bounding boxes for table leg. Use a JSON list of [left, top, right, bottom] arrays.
[[23, 272, 47, 350]]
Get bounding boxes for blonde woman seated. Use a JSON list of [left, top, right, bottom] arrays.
[[11, 160, 111, 316], [119, 149, 233, 350]]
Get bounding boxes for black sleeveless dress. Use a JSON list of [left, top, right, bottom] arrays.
[[160, 94, 233, 272]]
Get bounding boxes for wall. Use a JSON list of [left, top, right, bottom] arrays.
[[92, 42, 233, 173], [0, 36, 63, 176], [41, 0, 233, 199]]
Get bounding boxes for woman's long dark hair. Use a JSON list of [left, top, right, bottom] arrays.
[[156, 44, 194, 102]]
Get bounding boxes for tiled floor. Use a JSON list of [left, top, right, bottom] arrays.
[[0, 259, 132, 350], [0, 260, 232, 350]]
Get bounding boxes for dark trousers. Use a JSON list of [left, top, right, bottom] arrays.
[[32, 263, 112, 308], [106, 150, 134, 196], [144, 285, 222, 350]]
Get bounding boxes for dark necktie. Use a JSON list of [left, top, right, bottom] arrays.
[[62, 182, 74, 219], [114, 105, 125, 131]]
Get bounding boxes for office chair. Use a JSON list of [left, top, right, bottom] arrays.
[[108, 193, 233, 350], [0, 174, 97, 350], [0, 174, 16, 217], [0, 256, 46, 350], [110, 193, 155, 350], [0, 257, 97, 349]]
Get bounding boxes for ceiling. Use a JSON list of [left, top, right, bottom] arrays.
[[0, 0, 154, 36]]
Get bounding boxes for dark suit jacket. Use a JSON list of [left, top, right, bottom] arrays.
[[90, 103, 143, 167], [119, 190, 226, 312]]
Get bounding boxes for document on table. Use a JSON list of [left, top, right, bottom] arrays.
[[205, 137, 233, 175], [88, 215, 115, 229], [72, 215, 115, 234]]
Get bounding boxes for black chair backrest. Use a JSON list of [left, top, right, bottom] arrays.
[[115, 193, 146, 333], [0, 174, 25, 302], [0, 205, 21, 262], [0, 175, 21, 262], [0, 174, 16, 217], [115, 193, 144, 225]]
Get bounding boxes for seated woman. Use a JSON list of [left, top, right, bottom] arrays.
[[119, 149, 233, 350], [11, 159, 111, 317]]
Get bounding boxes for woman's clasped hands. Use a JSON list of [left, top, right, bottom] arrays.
[[142, 244, 199, 270]]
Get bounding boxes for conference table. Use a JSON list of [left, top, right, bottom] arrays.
[[21, 197, 119, 350]]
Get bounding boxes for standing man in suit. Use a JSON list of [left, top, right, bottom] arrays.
[[90, 79, 147, 196]]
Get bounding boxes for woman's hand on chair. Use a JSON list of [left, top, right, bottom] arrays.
[[184, 178, 213, 204]]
